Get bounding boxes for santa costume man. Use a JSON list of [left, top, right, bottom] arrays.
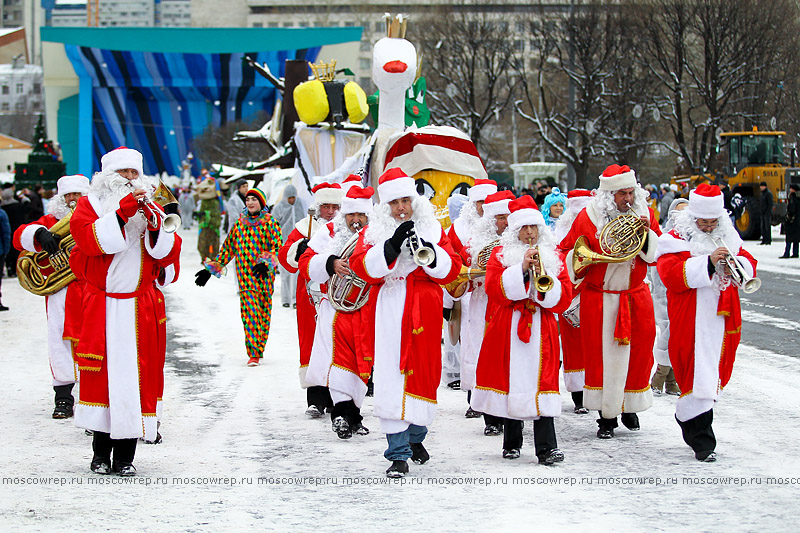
[[558, 164, 661, 438], [471, 196, 571, 463], [299, 185, 376, 439], [277, 182, 343, 417], [655, 183, 756, 462], [457, 189, 513, 435], [553, 188, 594, 414], [13, 174, 89, 419], [350, 168, 461, 478], [69, 147, 182, 476]]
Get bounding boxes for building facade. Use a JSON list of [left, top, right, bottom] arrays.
[[0, 60, 43, 114]]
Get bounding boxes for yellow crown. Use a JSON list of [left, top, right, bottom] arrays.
[[308, 59, 337, 82], [383, 13, 409, 39]]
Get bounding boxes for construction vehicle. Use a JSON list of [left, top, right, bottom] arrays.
[[671, 128, 800, 239]]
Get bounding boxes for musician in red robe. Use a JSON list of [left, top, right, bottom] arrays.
[[472, 196, 572, 464], [69, 147, 181, 476], [558, 164, 661, 439], [299, 185, 376, 439], [656, 183, 756, 462], [13, 174, 89, 419], [350, 168, 461, 478], [277, 182, 343, 417]]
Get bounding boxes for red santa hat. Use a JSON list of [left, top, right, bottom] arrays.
[[312, 182, 343, 205], [688, 183, 726, 219], [378, 167, 417, 204], [340, 174, 363, 194], [340, 185, 374, 215], [101, 146, 144, 178], [57, 174, 90, 196], [467, 178, 498, 202], [507, 195, 545, 231], [566, 188, 593, 213], [482, 190, 514, 218], [598, 164, 637, 191]]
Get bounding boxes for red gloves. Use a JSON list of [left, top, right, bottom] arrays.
[[116, 193, 140, 222]]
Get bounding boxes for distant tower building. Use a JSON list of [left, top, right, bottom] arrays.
[[52, 0, 88, 27], [0, 57, 44, 115]]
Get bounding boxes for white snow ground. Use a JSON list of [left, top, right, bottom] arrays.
[[1, 225, 799, 532]]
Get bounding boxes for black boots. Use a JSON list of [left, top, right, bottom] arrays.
[[91, 432, 138, 476], [676, 410, 717, 462], [52, 384, 75, 419]]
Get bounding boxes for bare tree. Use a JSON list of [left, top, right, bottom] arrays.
[[193, 111, 273, 169]]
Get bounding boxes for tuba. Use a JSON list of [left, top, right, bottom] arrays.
[[327, 226, 371, 312], [17, 204, 77, 296], [572, 202, 648, 275], [443, 239, 497, 298]]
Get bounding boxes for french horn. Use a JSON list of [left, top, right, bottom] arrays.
[[572, 202, 648, 275]]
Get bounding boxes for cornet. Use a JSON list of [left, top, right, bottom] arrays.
[[712, 237, 761, 293], [527, 240, 553, 293], [408, 227, 435, 267], [130, 181, 181, 233]]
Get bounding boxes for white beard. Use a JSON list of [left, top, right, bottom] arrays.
[[497, 225, 562, 277], [90, 169, 159, 244], [47, 194, 74, 221], [467, 216, 501, 264], [324, 213, 361, 257], [456, 200, 482, 228], [593, 188, 650, 238]]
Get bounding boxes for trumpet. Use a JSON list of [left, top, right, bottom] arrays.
[[712, 237, 761, 293], [132, 181, 181, 233], [527, 240, 553, 293], [408, 226, 435, 267]]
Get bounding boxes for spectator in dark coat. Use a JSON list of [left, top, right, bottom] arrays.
[[0, 206, 9, 310], [25, 184, 44, 222], [1, 187, 27, 276], [780, 183, 800, 258], [759, 182, 773, 245]]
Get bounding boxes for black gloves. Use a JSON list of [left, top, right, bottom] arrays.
[[35, 227, 62, 255], [418, 237, 438, 269], [194, 269, 212, 287], [252, 262, 270, 279], [325, 255, 340, 277], [295, 239, 309, 262], [384, 220, 415, 264]]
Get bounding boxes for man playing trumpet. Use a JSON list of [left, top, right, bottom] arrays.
[[350, 168, 461, 478], [472, 196, 572, 464], [558, 164, 661, 439], [69, 147, 182, 476], [299, 185, 376, 439], [655, 183, 756, 462], [13, 174, 89, 419]]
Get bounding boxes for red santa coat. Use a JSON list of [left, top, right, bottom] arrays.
[[13, 213, 85, 385], [277, 215, 323, 371], [299, 221, 377, 406], [350, 223, 461, 434], [558, 202, 661, 417], [69, 195, 181, 441], [472, 247, 571, 420], [558, 244, 584, 393], [656, 230, 755, 422]]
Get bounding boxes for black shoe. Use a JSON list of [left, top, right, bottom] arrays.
[[621, 412, 640, 431], [483, 424, 503, 436], [0, 304, 8, 311], [696, 450, 717, 462], [464, 407, 483, 419], [305, 405, 325, 419], [366, 382, 374, 397], [793, 255, 800, 259], [282, 303, 290, 308], [143, 432, 162, 445], [410, 442, 429, 465], [332, 416, 352, 439], [502, 448, 521, 460], [112, 462, 137, 476], [597, 417, 618, 439], [52, 400, 74, 419], [537, 448, 565, 465], [351, 422, 370, 436], [84, 430, 94, 436], [90, 456, 111, 475], [573, 406, 589, 414], [386, 460, 409, 478], [779, 255, 791, 259], [447, 380, 461, 390]]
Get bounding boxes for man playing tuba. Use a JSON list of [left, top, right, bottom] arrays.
[[298, 185, 376, 440], [13, 174, 89, 419], [558, 164, 661, 439]]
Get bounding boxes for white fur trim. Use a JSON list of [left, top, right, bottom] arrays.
[[88, 195, 127, 254], [483, 199, 511, 217], [638, 229, 659, 263], [106, 298, 146, 439], [363, 241, 394, 278], [536, 276, 563, 309], [421, 241, 452, 279], [501, 264, 529, 301], [157, 264, 177, 288], [144, 228, 175, 260], [340, 196, 372, 215], [46, 288, 77, 384], [563, 370, 585, 393], [328, 366, 369, 409], [598, 170, 637, 191], [101, 148, 144, 177], [308, 253, 333, 284], [685, 256, 714, 289], [57, 175, 90, 196], [314, 188, 343, 205], [507, 208, 545, 232], [468, 183, 497, 202], [20, 224, 44, 252], [688, 190, 726, 219], [459, 289, 486, 391], [378, 176, 417, 204], [305, 300, 335, 387]]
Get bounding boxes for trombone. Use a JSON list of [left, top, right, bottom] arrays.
[[712, 237, 761, 293]]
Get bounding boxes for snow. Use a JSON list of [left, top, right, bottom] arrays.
[[2, 226, 800, 531]]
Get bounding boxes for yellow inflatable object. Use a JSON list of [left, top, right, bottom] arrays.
[[294, 79, 329, 125], [412, 169, 475, 229], [344, 82, 369, 124]]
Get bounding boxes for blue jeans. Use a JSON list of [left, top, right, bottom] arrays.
[[384, 425, 428, 461]]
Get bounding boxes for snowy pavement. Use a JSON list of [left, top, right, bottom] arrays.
[[1, 226, 799, 531]]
